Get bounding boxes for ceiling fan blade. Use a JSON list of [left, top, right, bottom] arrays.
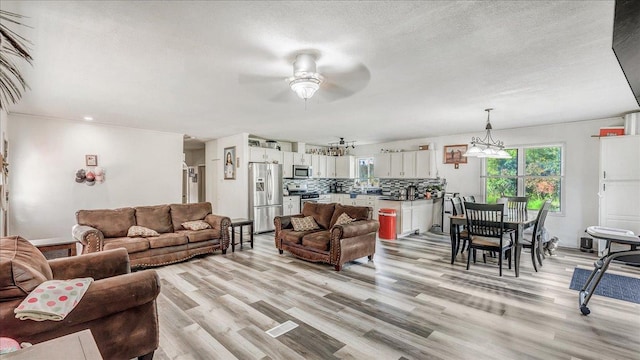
[[238, 73, 286, 85], [318, 82, 356, 102], [322, 63, 371, 92], [269, 88, 298, 103]]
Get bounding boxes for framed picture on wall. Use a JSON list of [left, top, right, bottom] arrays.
[[443, 144, 467, 164], [85, 154, 98, 166], [224, 146, 236, 180]]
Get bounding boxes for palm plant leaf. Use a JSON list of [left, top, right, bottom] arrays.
[[0, 10, 33, 110]]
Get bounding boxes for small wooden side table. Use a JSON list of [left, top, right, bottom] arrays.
[[0, 329, 103, 359], [229, 218, 254, 252], [29, 237, 78, 257]]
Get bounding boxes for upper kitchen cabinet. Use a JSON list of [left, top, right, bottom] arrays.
[[292, 152, 311, 166], [373, 153, 391, 178], [375, 151, 432, 178], [326, 156, 337, 177], [311, 155, 327, 178], [283, 152, 294, 178], [415, 150, 433, 178], [335, 155, 355, 178], [249, 147, 283, 164], [390, 152, 416, 178]]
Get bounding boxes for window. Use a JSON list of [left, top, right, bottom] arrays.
[[357, 157, 375, 185], [485, 145, 563, 212]]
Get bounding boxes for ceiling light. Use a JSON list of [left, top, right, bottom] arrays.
[[83, 116, 93, 121], [289, 78, 321, 100], [463, 108, 511, 159]]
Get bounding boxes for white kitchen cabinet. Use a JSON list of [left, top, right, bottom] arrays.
[[374, 154, 391, 178], [249, 148, 283, 164], [283, 196, 300, 216], [391, 152, 416, 178], [326, 157, 337, 177], [292, 152, 311, 166], [376, 152, 421, 178], [330, 194, 341, 203], [335, 155, 355, 178], [377, 199, 432, 235], [312, 155, 327, 178], [283, 152, 294, 178], [415, 150, 432, 178], [598, 136, 640, 254]]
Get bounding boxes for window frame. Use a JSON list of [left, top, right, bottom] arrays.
[[482, 142, 566, 216], [356, 156, 375, 185]]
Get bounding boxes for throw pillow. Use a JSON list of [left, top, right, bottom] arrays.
[[334, 212, 355, 226], [127, 226, 159, 238], [290, 216, 320, 232], [181, 220, 212, 231]]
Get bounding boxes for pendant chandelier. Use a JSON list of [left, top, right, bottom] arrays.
[[463, 108, 511, 159]]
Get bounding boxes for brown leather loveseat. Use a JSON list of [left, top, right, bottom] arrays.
[[72, 202, 231, 269], [274, 202, 379, 271], [0, 236, 160, 359]]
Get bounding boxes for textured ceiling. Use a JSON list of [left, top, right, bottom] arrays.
[[2, 1, 638, 146]]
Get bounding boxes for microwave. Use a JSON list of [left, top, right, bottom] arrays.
[[293, 165, 313, 179]]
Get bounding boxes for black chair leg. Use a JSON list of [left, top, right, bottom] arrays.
[[482, 252, 487, 263], [466, 247, 472, 270], [498, 250, 503, 276], [531, 246, 538, 272]]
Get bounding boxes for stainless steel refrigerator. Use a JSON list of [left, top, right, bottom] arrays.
[[249, 163, 283, 233]]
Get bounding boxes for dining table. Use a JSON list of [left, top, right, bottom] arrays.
[[449, 211, 538, 277]]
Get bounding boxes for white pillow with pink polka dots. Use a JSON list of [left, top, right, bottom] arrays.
[[14, 277, 93, 321]]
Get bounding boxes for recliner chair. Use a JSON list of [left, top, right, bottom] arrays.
[[0, 236, 160, 359]]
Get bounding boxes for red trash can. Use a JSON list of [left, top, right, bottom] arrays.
[[378, 208, 397, 240]]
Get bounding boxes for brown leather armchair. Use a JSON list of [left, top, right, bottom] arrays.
[[0, 236, 160, 360]]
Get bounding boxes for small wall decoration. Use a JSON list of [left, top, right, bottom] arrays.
[[85, 154, 98, 166], [443, 144, 468, 165], [224, 146, 236, 180]]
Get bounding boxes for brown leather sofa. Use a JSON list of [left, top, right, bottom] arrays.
[[72, 202, 231, 269], [274, 202, 379, 271], [0, 236, 160, 360]]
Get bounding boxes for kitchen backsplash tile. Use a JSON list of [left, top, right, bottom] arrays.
[[284, 178, 445, 195]]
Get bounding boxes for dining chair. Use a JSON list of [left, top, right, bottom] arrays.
[[464, 202, 512, 276], [450, 197, 469, 254], [520, 200, 551, 271], [462, 196, 476, 203]]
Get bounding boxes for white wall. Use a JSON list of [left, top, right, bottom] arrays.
[[353, 117, 625, 248], [215, 133, 249, 218], [205, 139, 218, 212], [7, 114, 183, 239]]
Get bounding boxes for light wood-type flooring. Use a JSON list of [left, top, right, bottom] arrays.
[[151, 232, 640, 360]]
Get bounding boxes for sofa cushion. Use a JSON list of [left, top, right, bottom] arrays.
[[302, 202, 335, 230], [134, 205, 173, 233], [178, 229, 219, 243], [127, 226, 159, 238], [301, 231, 331, 252], [280, 229, 320, 245], [181, 220, 211, 231], [333, 212, 355, 226], [147, 233, 188, 249], [102, 237, 150, 254], [76, 207, 136, 238], [291, 216, 320, 232], [330, 204, 370, 228], [170, 203, 212, 231], [0, 236, 53, 301]]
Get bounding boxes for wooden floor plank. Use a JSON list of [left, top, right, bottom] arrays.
[[153, 232, 640, 359]]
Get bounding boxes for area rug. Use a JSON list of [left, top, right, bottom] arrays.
[[569, 267, 640, 304]]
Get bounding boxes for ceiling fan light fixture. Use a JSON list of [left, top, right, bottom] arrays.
[[290, 78, 321, 100]]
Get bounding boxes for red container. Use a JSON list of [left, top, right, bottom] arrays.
[[378, 208, 397, 240], [599, 127, 624, 136]]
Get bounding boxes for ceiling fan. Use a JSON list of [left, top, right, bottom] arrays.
[[239, 51, 370, 103]]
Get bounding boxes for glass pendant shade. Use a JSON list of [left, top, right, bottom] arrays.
[[290, 79, 320, 100], [463, 145, 483, 157]]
